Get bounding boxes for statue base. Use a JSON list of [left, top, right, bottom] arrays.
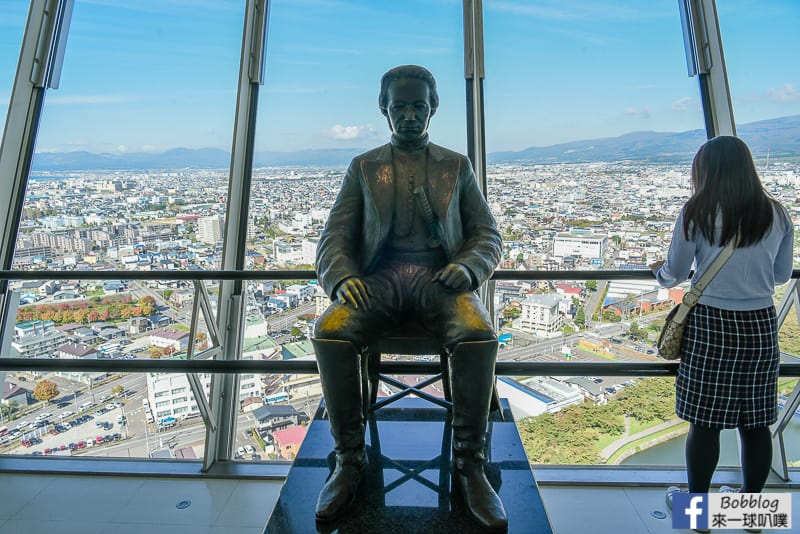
[[264, 397, 552, 533]]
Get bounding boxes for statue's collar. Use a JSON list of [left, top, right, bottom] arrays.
[[390, 133, 429, 152]]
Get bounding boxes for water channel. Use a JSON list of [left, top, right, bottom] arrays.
[[621, 409, 800, 467]]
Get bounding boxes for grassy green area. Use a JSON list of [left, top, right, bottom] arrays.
[[595, 431, 621, 451], [776, 284, 800, 355], [629, 418, 661, 436]]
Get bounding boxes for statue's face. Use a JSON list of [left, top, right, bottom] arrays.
[[385, 77, 432, 143]]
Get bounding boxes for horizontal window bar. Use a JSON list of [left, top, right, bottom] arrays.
[[1, 356, 799, 377], [0, 268, 797, 282]]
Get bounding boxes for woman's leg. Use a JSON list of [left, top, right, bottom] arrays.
[[739, 426, 772, 493], [686, 424, 721, 493]]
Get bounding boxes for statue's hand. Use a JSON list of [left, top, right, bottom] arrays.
[[433, 263, 472, 292], [335, 277, 370, 310]]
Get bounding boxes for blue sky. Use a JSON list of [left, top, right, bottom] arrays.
[[0, 0, 798, 155]]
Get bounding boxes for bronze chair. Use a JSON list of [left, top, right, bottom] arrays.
[[361, 321, 503, 421]]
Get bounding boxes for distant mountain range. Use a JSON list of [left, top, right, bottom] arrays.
[[31, 115, 800, 171], [488, 114, 800, 164]]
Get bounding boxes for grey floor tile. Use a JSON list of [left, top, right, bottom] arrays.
[[539, 486, 649, 534], [213, 480, 281, 528], [0, 474, 51, 520]]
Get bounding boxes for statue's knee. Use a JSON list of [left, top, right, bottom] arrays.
[[314, 305, 355, 340]]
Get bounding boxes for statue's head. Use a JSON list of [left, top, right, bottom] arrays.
[[379, 65, 438, 143]]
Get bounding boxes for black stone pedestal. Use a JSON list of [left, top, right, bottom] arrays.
[[265, 398, 553, 533]]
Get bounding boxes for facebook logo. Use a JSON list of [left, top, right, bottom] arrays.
[[673, 493, 709, 530]]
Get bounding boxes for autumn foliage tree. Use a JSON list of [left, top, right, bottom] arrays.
[[139, 296, 156, 316], [33, 380, 59, 405]]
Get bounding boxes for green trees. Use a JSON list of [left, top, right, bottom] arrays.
[[0, 401, 18, 421], [575, 307, 586, 327], [517, 377, 677, 464]]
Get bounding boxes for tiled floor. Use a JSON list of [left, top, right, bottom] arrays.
[[0, 473, 282, 534], [1, 472, 798, 533], [539, 485, 800, 533]]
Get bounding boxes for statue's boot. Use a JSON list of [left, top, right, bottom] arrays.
[[312, 338, 368, 522], [450, 340, 508, 533]]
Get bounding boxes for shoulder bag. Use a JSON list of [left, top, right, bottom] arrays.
[[656, 242, 736, 360]]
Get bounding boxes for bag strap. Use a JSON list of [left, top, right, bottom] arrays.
[[671, 241, 736, 324]]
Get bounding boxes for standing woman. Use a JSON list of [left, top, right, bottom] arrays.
[[651, 136, 794, 499]]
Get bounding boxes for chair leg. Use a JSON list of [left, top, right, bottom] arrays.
[[440, 351, 452, 403], [361, 351, 371, 419], [490, 380, 504, 422], [367, 351, 380, 407]]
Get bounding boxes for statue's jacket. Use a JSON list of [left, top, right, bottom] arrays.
[[316, 142, 502, 298]]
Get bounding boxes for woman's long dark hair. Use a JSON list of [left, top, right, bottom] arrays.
[[683, 135, 776, 247]]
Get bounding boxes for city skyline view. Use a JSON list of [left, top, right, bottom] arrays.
[[3, 4, 800, 532], [1, 0, 798, 156]]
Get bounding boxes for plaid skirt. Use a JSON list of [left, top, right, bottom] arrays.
[[676, 304, 780, 429]]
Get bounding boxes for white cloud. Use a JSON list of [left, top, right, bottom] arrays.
[[766, 84, 799, 103], [623, 107, 650, 119], [326, 124, 377, 141], [671, 97, 695, 111], [117, 145, 128, 152]]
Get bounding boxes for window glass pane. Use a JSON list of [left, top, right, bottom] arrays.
[[484, 0, 705, 274], [718, 3, 800, 467], [239, 0, 465, 461], [0, 2, 27, 131], [18, 1, 243, 274], [718, 2, 800, 365], [717, 1, 800, 130], [234, 370, 313, 462], [246, 0, 465, 265], [0, 371, 206, 460], [11, 276, 214, 360]]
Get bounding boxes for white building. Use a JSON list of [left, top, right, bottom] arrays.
[[518, 294, 564, 335], [11, 331, 65, 359], [301, 237, 319, 265], [285, 284, 315, 302], [273, 240, 303, 264], [149, 328, 190, 351], [604, 279, 665, 303], [146, 371, 261, 421], [314, 286, 331, 317], [197, 215, 223, 245], [496, 376, 584, 419], [14, 320, 56, 339], [552, 230, 607, 259]]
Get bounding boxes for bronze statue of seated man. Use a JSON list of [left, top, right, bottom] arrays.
[[313, 64, 507, 532]]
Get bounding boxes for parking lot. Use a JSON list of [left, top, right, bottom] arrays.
[[3, 399, 129, 456]]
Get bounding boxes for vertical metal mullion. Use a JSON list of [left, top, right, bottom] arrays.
[[679, 0, 735, 139], [462, 0, 495, 323], [462, 0, 486, 195], [204, 0, 269, 472]]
